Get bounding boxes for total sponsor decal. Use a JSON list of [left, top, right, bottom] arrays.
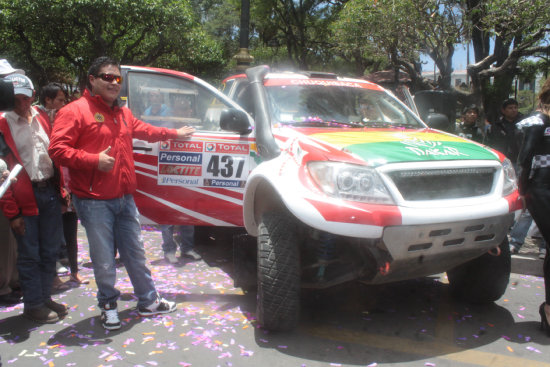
[[160, 140, 204, 152], [205, 142, 249, 154], [158, 139, 251, 188]]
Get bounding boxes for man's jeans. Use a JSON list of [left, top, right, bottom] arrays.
[[14, 185, 63, 309], [160, 225, 194, 253], [510, 210, 546, 250], [73, 194, 157, 308]]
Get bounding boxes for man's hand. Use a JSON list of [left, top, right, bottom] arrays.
[[10, 217, 25, 236], [176, 126, 195, 139], [98, 146, 115, 172], [1, 170, 8, 184]]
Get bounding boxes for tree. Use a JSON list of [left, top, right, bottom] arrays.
[[0, 0, 225, 88], [332, 0, 463, 91], [465, 0, 550, 119], [252, 0, 346, 70]]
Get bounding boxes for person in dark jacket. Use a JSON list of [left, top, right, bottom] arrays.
[[486, 98, 523, 162], [455, 104, 484, 143], [516, 78, 550, 337]]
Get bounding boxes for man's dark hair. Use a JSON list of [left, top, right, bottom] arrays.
[[86, 56, 120, 90], [501, 98, 518, 109], [39, 82, 64, 106], [462, 104, 479, 115]]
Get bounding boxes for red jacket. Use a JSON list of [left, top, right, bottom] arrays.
[[0, 111, 56, 219], [48, 89, 178, 200]]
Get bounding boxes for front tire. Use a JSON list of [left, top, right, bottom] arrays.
[[447, 237, 511, 303], [256, 211, 301, 331]]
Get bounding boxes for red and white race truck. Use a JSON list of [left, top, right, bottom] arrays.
[[120, 65, 521, 331]]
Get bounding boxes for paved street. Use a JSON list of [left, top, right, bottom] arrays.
[[1, 225, 550, 367]]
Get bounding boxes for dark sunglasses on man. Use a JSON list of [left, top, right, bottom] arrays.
[[96, 73, 123, 84]]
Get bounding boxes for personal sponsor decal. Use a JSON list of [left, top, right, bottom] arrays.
[[545, 127, 550, 136], [203, 178, 246, 188], [157, 139, 250, 188]]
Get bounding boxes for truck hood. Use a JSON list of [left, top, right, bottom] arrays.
[[280, 127, 498, 166]]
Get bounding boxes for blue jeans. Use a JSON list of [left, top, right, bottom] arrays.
[[160, 225, 194, 253], [14, 185, 63, 310], [510, 210, 546, 250], [73, 194, 158, 308]]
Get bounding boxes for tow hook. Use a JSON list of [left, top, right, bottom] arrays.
[[379, 261, 390, 275], [488, 246, 501, 256]]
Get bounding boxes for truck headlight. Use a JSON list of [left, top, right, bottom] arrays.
[[501, 158, 517, 196], [308, 162, 394, 204]]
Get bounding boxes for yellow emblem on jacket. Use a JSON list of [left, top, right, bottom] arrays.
[[94, 113, 105, 123]]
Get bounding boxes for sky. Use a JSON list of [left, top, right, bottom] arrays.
[[421, 44, 470, 74]]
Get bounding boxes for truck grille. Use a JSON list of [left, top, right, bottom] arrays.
[[387, 167, 496, 200]]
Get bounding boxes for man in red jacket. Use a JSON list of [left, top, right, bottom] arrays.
[[49, 57, 194, 330], [0, 73, 66, 323]]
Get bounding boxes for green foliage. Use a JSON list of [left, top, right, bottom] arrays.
[[517, 89, 536, 115], [251, 0, 344, 70], [0, 0, 225, 87]]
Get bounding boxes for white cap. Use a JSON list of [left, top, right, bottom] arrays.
[[0, 59, 25, 76], [3, 73, 34, 97]]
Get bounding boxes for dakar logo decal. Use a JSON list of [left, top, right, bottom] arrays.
[[94, 113, 105, 123], [400, 138, 468, 157]]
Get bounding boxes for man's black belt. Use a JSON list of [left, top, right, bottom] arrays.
[[31, 177, 55, 188]]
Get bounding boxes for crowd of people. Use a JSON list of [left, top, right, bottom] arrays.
[[1, 56, 550, 337], [0, 57, 194, 329]]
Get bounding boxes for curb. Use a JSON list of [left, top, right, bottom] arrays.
[[511, 253, 544, 277]]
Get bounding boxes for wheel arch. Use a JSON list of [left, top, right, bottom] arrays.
[[243, 175, 286, 236]]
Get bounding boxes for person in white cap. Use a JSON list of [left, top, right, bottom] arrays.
[[0, 73, 66, 322], [0, 59, 23, 306], [0, 59, 25, 76]]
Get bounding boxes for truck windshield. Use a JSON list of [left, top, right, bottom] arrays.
[[265, 85, 423, 129]]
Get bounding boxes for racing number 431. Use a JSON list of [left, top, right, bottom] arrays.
[[207, 155, 245, 178]]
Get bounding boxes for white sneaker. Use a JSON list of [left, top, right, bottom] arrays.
[[138, 297, 177, 316], [183, 249, 201, 260], [56, 261, 69, 274], [100, 303, 121, 330], [164, 251, 178, 264]]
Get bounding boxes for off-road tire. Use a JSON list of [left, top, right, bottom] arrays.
[[447, 237, 511, 303], [256, 211, 301, 331]]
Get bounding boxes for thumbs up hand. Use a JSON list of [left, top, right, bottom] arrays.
[[98, 146, 115, 172]]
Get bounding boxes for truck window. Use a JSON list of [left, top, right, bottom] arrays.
[[127, 71, 232, 132]]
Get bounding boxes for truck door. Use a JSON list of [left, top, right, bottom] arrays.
[[124, 68, 255, 227]]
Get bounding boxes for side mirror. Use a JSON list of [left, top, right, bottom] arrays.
[[220, 108, 252, 134]]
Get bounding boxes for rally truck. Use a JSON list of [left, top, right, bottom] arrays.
[[119, 65, 520, 332]]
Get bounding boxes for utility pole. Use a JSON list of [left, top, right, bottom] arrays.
[[233, 0, 254, 72]]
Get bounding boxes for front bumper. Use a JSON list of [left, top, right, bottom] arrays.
[[363, 213, 515, 284]]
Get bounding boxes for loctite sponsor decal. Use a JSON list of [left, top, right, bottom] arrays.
[[158, 139, 250, 188]]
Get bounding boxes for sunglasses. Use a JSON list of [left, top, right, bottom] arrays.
[[96, 73, 123, 84]]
